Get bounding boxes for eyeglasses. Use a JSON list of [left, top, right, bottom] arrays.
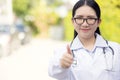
[[73, 17, 98, 25]]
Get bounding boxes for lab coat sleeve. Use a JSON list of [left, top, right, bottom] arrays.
[[110, 42, 120, 80], [116, 43, 120, 80], [109, 42, 120, 80], [48, 47, 71, 80]]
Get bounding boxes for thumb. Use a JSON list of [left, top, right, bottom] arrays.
[[66, 45, 72, 54]]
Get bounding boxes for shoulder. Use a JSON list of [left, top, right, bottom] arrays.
[[108, 41, 120, 48], [108, 41, 120, 54]]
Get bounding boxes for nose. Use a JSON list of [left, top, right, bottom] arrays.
[[81, 20, 89, 27]]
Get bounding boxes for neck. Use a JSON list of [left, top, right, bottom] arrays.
[[79, 36, 96, 51]]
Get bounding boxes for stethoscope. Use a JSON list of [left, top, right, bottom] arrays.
[[71, 40, 114, 71], [103, 40, 114, 71]]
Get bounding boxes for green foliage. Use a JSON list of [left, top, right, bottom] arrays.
[[63, 11, 74, 41], [111, 0, 120, 9], [96, 0, 120, 43], [63, 0, 120, 42], [12, 0, 41, 36], [47, 12, 61, 25], [13, 0, 120, 41], [26, 21, 39, 36], [46, 0, 63, 8], [12, 0, 30, 17]]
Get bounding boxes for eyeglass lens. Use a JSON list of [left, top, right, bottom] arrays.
[[74, 18, 98, 25]]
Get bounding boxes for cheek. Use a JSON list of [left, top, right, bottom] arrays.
[[72, 22, 79, 33], [72, 20, 78, 28], [73, 24, 79, 31], [92, 25, 98, 32]]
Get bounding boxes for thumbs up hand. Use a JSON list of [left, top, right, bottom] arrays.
[[60, 45, 73, 68]]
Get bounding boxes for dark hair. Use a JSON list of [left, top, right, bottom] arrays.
[[72, 0, 101, 39]]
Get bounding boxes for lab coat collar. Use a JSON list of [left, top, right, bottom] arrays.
[[70, 35, 83, 51], [95, 33, 108, 48], [70, 33, 108, 50]]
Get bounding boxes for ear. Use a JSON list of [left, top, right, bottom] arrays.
[[71, 18, 76, 30], [98, 19, 101, 26], [71, 18, 74, 25]]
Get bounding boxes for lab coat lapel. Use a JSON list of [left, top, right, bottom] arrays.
[[93, 52, 107, 69], [92, 50, 103, 64], [92, 34, 109, 68]]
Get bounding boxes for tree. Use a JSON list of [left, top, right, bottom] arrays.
[[111, 0, 120, 9], [96, 0, 120, 43], [12, 0, 41, 36], [12, 0, 30, 17]]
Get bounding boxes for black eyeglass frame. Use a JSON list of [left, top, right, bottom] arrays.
[[73, 17, 98, 25]]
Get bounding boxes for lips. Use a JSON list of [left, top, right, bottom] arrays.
[[81, 28, 90, 32]]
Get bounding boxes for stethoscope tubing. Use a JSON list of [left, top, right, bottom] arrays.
[[71, 40, 114, 70]]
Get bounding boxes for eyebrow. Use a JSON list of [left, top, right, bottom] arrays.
[[75, 15, 97, 18]]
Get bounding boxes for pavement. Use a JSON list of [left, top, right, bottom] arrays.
[[0, 38, 69, 80]]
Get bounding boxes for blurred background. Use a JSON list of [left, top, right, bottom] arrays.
[[0, 0, 120, 80]]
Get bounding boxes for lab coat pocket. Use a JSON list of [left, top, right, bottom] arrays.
[[71, 63, 94, 80], [104, 69, 118, 80], [103, 53, 120, 80]]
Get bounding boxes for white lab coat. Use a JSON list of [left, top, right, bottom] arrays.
[[48, 34, 120, 80]]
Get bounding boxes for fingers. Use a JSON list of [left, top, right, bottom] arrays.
[[60, 45, 73, 68], [61, 59, 72, 68], [67, 44, 72, 54], [61, 53, 73, 68]]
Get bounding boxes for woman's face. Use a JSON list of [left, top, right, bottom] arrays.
[[72, 5, 101, 39]]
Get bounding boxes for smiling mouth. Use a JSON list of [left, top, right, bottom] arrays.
[[81, 28, 90, 32]]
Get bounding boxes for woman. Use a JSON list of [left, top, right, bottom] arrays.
[[48, 0, 120, 80]]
